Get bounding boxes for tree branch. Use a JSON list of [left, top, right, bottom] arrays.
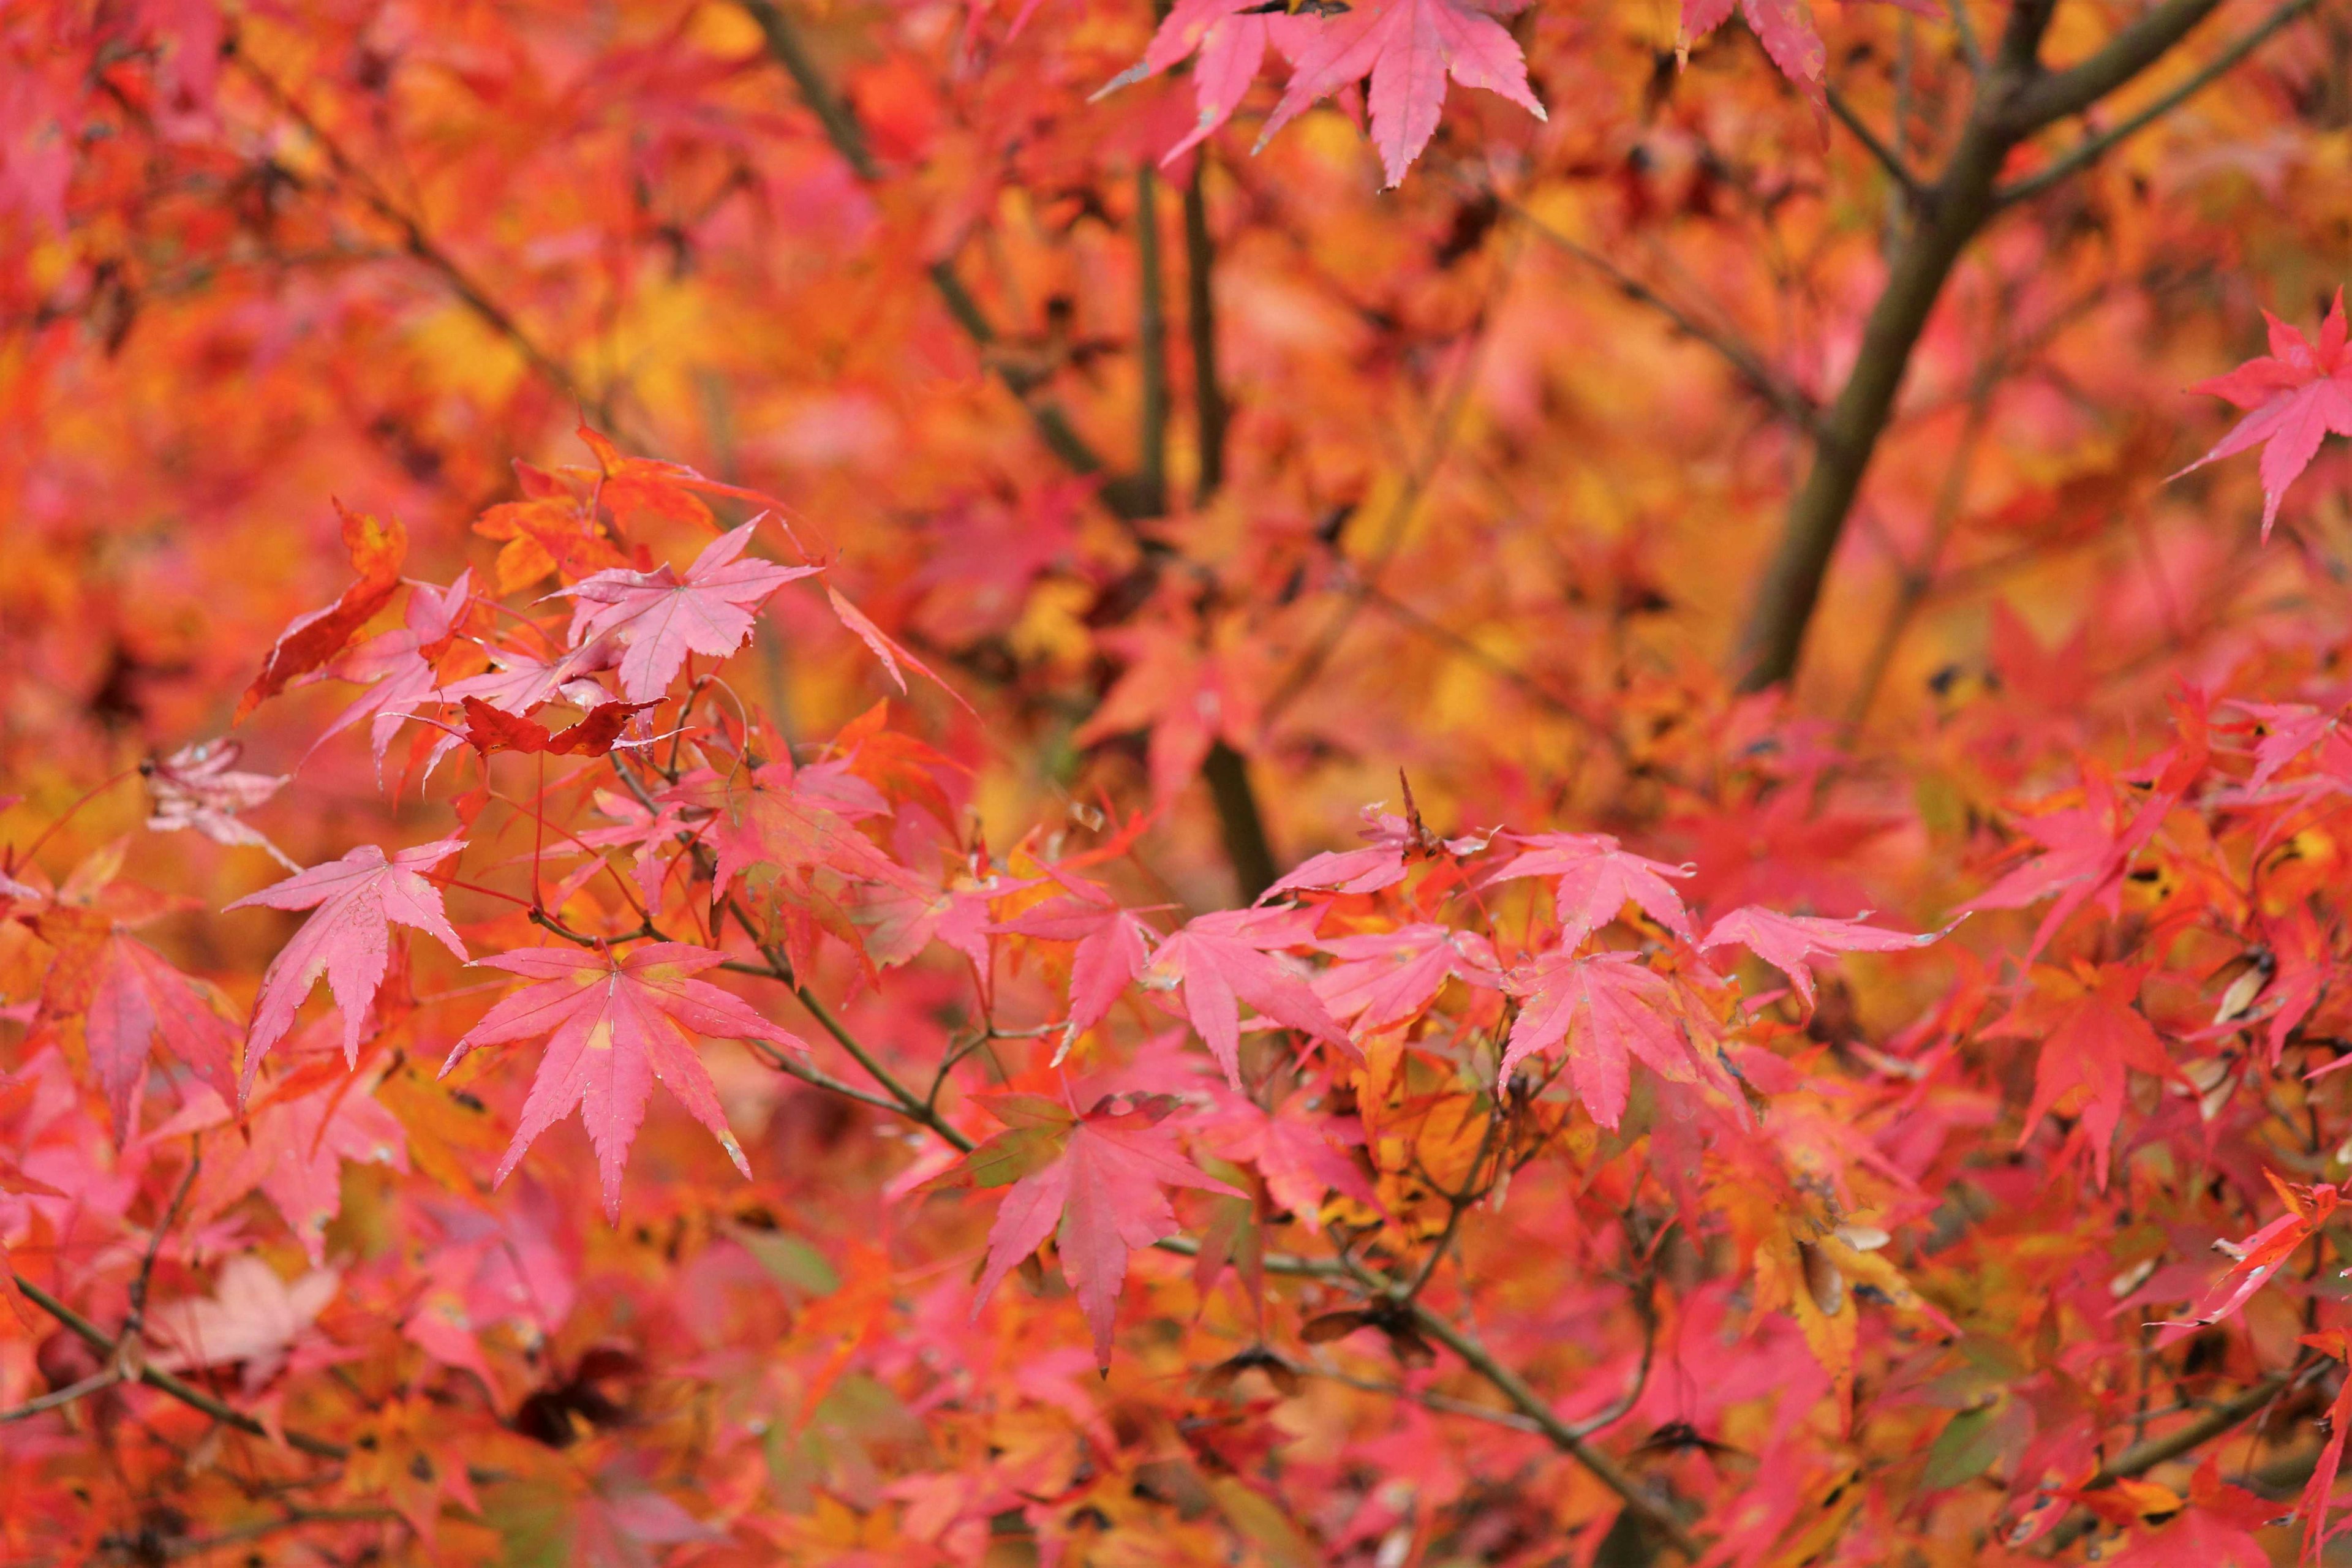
[[1732, 0, 2061, 690], [2040, 1362, 2313, 1553], [2001, 0, 2229, 130], [1997, 0, 2320, 205], [1185, 162, 1228, 505], [1826, 85, 1929, 206], [1486, 188, 1822, 435], [734, 0, 1131, 510], [11, 1273, 350, 1461], [227, 47, 612, 428]]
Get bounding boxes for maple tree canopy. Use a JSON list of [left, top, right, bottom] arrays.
[[2, 0, 2351, 1565]]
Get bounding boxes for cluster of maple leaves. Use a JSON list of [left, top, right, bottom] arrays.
[[6, 0, 2352, 1564]]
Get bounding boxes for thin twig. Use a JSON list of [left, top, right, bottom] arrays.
[[1485, 189, 1822, 436], [0, 1368, 121, 1425], [733, 0, 1131, 507], [11, 1273, 349, 1461], [1826, 85, 1930, 206]]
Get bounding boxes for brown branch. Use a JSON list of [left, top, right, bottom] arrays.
[[1185, 162, 1228, 505], [2000, 0, 2229, 130], [1485, 187, 1822, 435], [12, 1273, 350, 1461], [227, 46, 612, 429], [1998, 0, 2321, 205], [1826, 84, 1929, 206], [0, 1367, 121, 1425], [1732, 0, 2060, 690], [734, 0, 1130, 509]]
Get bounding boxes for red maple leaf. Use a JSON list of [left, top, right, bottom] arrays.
[[560, 520, 817, 702], [1485, 831, 1696, 949], [1143, 905, 1353, 1086], [937, 1090, 1240, 1367], [2105, 1460, 2273, 1567], [1197, 1090, 1377, 1232], [1699, 906, 1947, 1011], [2179, 288, 2352, 540], [1257, 0, 1547, 187], [440, 941, 805, 1219], [1499, 950, 1708, 1126], [202, 1071, 409, 1264], [2152, 1174, 2336, 1343], [227, 839, 470, 1095], [236, 503, 408, 721], [459, 695, 657, 758], [2003, 966, 2178, 1189]]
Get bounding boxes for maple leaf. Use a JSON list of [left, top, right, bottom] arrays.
[[236, 503, 408, 721], [1484, 831, 1696, 949], [674, 761, 929, 979], [1262, 797, 1487, 902], [1197, 1090, 1376, 1231], [148, 1255, 341, 1390], [1094, 0, 1310, 166], [1681, 0, 1825, 108], [990, 872, 1158, 1053], [1314, 922, 1503, 1036], [202, 1072, 409, 1264], [2178, 288, 2352, 540], [2152, 1173, 2337, 1343], [1498, 950, 1709, 1126], [2005, 967, 2178, 1189], [1967, 764, 2193, 960], [1699, 906, 1948, 1011], [304, 570, 474, 775], [1257, 0, 1547, 187], [141, 739, 296, 870], [440, 942, 805, 1219], [560, 519, 818, 702], [459, 695, 657, 758], [227, 838, 470, 1094], [937, 1091, 1240, 1367], [83, 933, 240, 1136], [1142, 905, 1353, 1086], [824, 585, 970, 710], [2105, 1458, 2275, 1567]]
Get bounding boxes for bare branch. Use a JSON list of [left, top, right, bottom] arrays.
[[1486, 189, 1823, 436], [1826, 85, 1930, 206], [2002, 0, 2229, 131], [733, 0, 1131, 509], [1999, 0, 2321, 205]]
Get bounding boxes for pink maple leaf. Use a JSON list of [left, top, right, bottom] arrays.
[[440, 942, 805, 1219], [1484, 831, 1696, 949], [1093, 0, 1308, 166], [2178, 288, 2352, 540], [142, 739, 295, 870], [307, 570, 474, 774], [1257, 0, 1547, 188], [1144, 905, 1352, 1085], [992, 873, 1159, 1056], [227, 839, 470, 1095], [560, 519, 817, 701], [1499, 950, 1709, 1126], [1197, 1090, 1376, 1232], [85, 934, 239, 1137], [1699, 906, 1947, 1011], [1315, 922, 1503, 1036], [946, 1090, 1240, 1368]]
